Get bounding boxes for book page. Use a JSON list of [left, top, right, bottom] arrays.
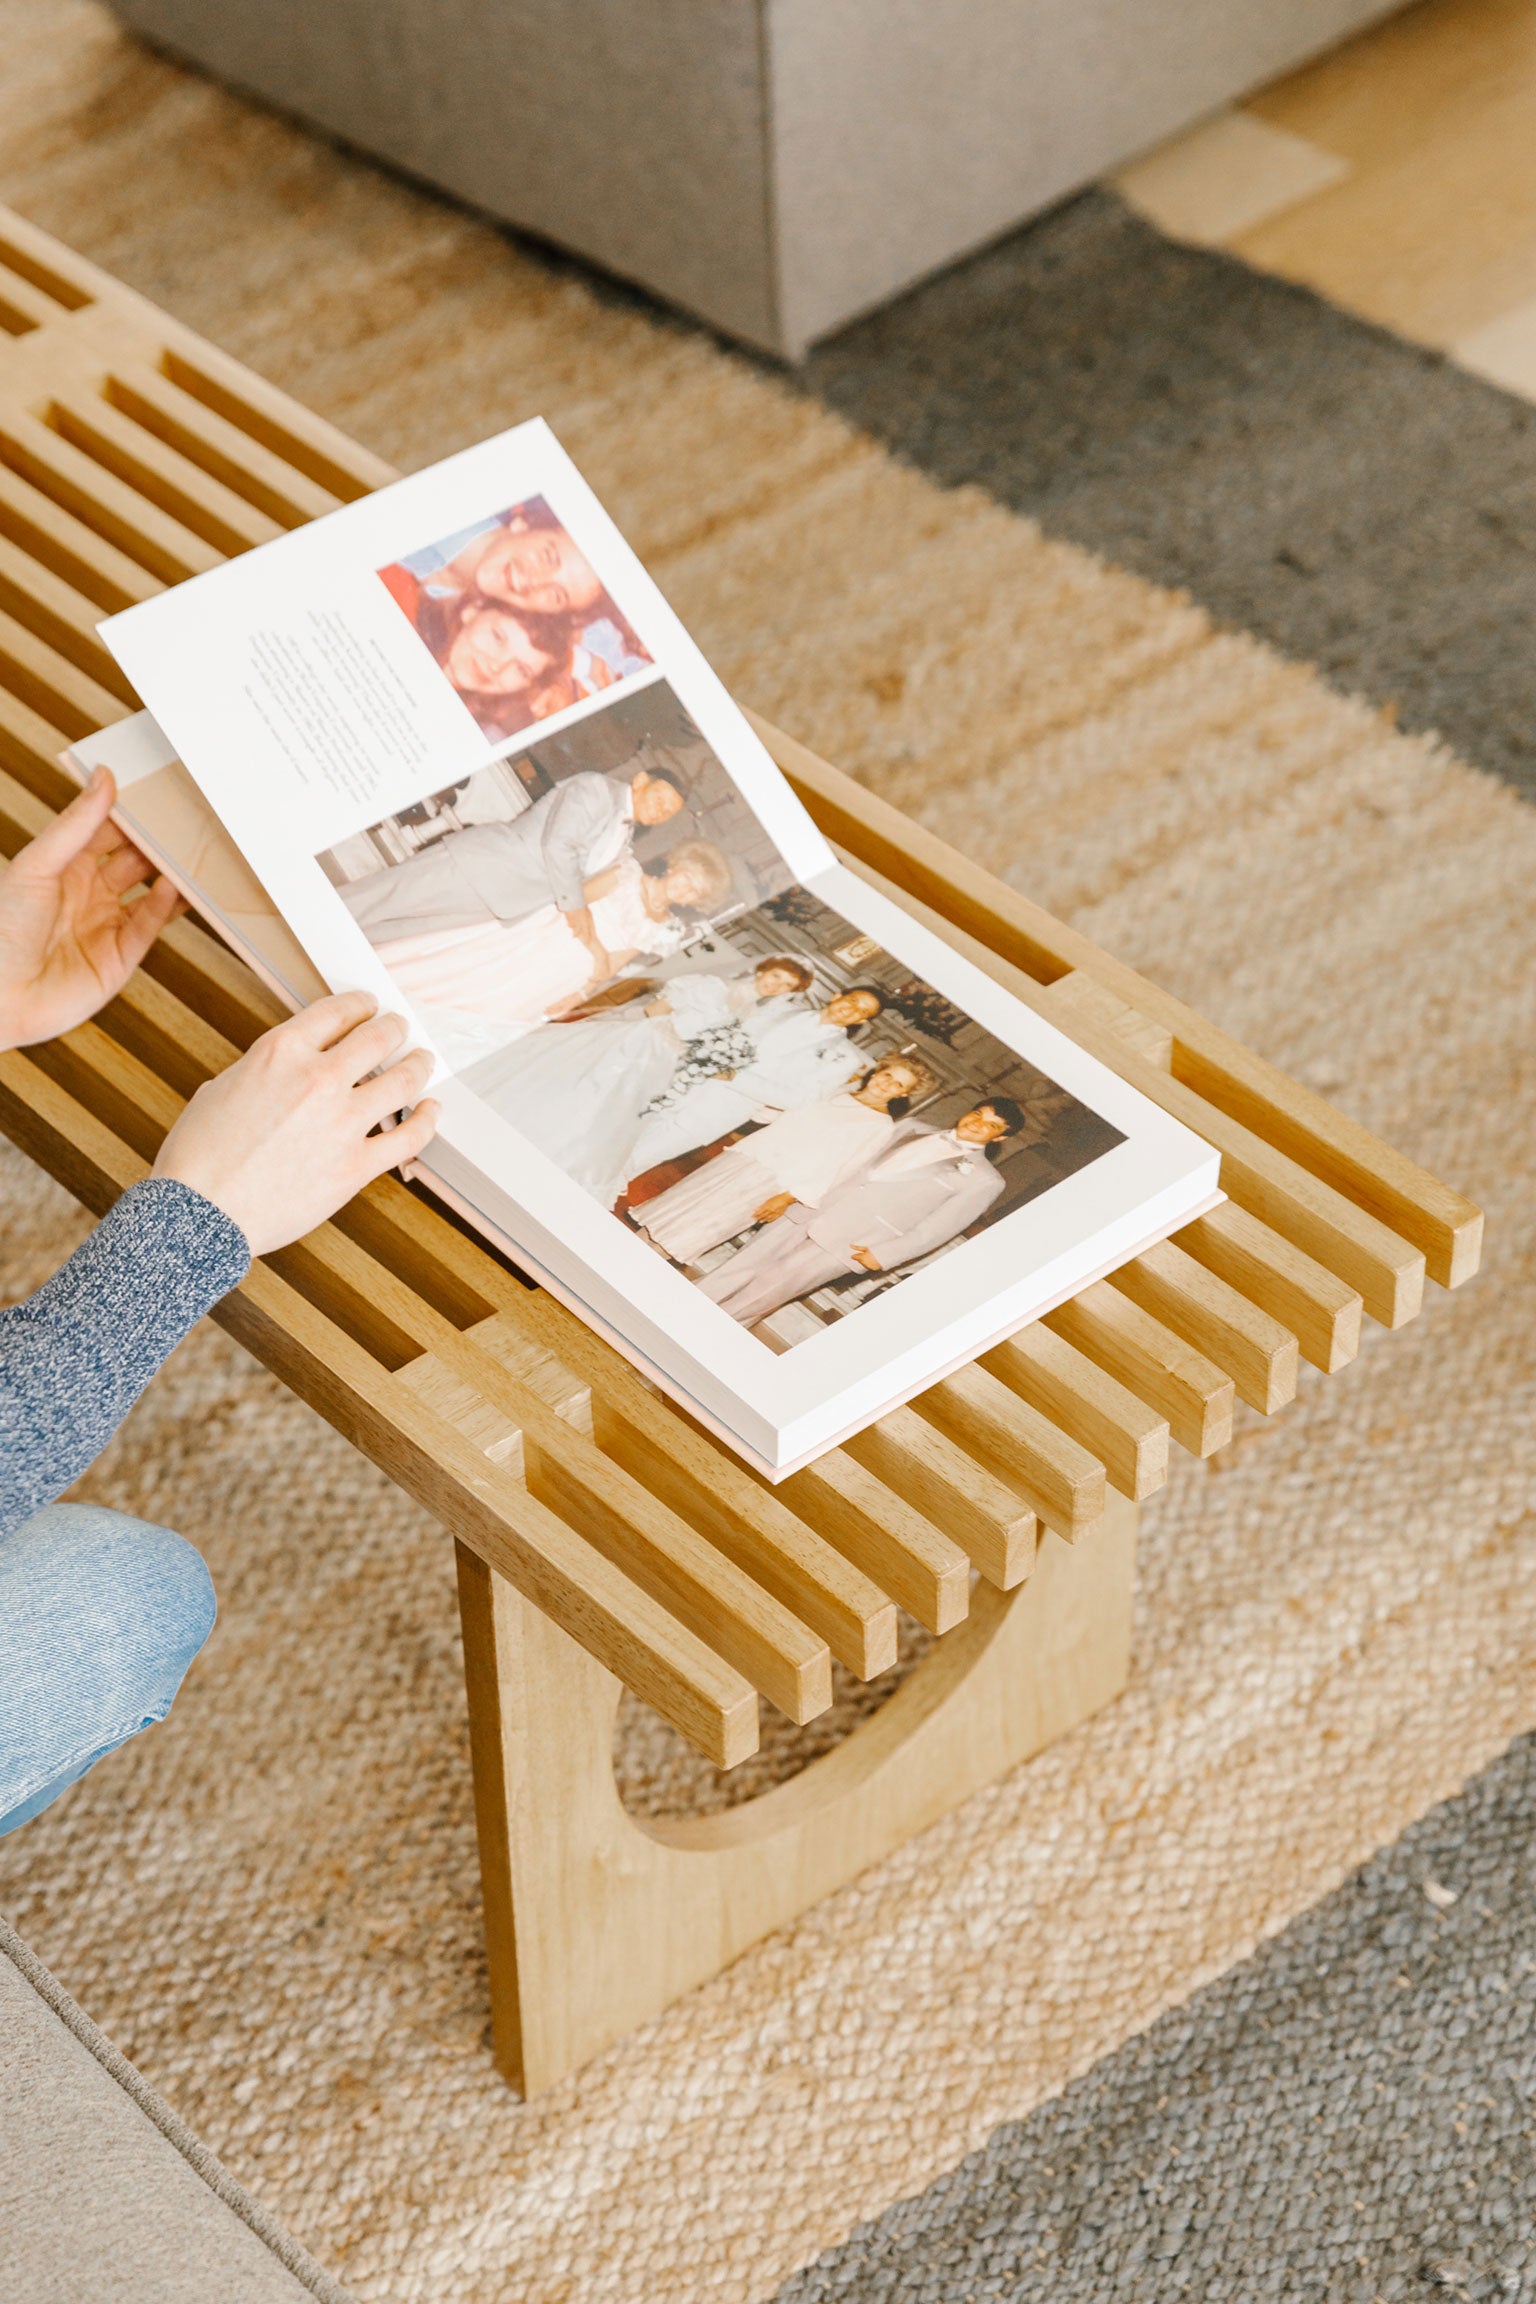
[[101, 419, 834, 1081]]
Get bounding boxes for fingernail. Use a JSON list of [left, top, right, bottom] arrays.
[[85, 765, 104, 792]]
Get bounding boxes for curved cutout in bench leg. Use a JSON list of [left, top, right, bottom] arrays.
[[456, 1492, 1136, 2097]]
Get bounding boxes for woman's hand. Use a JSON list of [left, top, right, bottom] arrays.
[[0, 769, 184, 1052], [153, 992, 439, 1256], [753, 1191, 794, 1225]]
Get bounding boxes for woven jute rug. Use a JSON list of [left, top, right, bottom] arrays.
[[2, 10, 1534, 2302]]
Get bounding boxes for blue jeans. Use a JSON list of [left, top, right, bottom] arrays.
[[0, 1503, 215, 1835]]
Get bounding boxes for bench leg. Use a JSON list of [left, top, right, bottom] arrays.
[[454, 1491, 1137, 2096]]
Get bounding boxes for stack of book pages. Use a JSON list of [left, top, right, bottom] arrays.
[[77, 421, 1219, 1474]]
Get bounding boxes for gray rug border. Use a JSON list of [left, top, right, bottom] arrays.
[[0, 1909, 358, 2304]]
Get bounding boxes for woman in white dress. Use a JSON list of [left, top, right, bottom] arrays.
[[460, 956, 814, 1205], [624, 985, 887, 1178], [638, 1056, 933, 1265], [373, 840, 733, 1030]]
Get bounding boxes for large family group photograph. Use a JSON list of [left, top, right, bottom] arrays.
[[317, 682, 795, 1070], [376, 492, 653, 740], [458, 884, 1127, 1345]]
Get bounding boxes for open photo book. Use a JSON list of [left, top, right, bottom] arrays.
[[75, 419, 1220, 1476]]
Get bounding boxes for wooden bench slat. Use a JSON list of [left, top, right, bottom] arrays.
[[390, 1325, 838, 1725], [0, 754, 51, 852], [98, 968, 905, 1689], [0, 596, 126, 738], [0, 687, 73, 811], [1046, 1282, 1236, 1458], [982, 1324, 1170, 1501], [0, 261, 68, 336], [105, 363, 344, 528], [761, 715, 1480, 1294], [842, 1407, 1037, 1587], [0, 531, 137, 699], [1035, 970, 1174, 1070], [234, 1275, 763, 1769], [0, 213, 100, 312], [143, 913, 289, 1044], [1175, 1200, 1362, 1375], [157, 347, 395, 503], [1108, 1240, 1299, 1416], [0, 405, 223, 584], [54, 935, 1059, 1640], [49, 391, 286, 558], [325, 1170, 901, 1660], [0, 453, 164, 612], [772, 1453, 971, 1635], [915, 1360, 1106, 1540]]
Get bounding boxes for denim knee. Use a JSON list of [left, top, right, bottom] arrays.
[[0, 1502, 216, 1827]]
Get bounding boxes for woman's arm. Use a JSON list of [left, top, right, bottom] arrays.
[[0, 1178, 249, 1538], [0, 991, 438, 1536]]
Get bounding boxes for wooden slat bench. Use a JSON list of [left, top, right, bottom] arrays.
[[0, 205, 1483, 2095]]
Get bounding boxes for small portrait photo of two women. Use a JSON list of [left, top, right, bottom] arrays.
[[376, 493, 652, 741]]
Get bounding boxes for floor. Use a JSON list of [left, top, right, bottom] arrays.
[[1113, 0, 1536, 398]]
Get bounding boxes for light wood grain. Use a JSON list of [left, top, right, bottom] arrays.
[[823, 832, 1429, 1328], [1046, 1282, 1236, 1458], [349, 1171, 974, 1636], [49, 390, 286, 558], [915, 1359, 1106, 1540], [0, 453, 163, 610], [1240, 0, 1536, 348], [1036, 968, 1174, 1069], [105, 362, 344, 528], [772, 1454, 971, 1635], [1109, 1238, 1300, 1416], [0, 596, 125, 738], [0, 530, 135, 698], [983, 1323, 1170, 1502], [1176, 1199, 1362, 1374], [843, 1406, 1038, 1587], [275, 1235, 844, 1724], [0, 404, 222, 583], [14, 1010, 836, 1727]]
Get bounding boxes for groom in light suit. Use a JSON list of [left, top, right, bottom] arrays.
[[697, 1098, 1025, 1326], [341, 762, 686, 982]]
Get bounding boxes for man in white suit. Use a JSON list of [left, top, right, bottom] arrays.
[[340, 763, 685, 983], [697, 1097, 1025, 1326]]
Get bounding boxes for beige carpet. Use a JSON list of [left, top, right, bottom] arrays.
[[2, 8, 1535, 2302]]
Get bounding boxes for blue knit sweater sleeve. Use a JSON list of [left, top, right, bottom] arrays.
[[0, 1178, 250, 1538]]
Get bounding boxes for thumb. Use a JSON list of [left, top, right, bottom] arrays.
[[13, 769, 117, 881]]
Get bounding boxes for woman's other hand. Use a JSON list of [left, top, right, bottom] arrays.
[[753, 1192, 794, 1225], [0, 769, 184, 1052], [153, 993, 439, 1256]]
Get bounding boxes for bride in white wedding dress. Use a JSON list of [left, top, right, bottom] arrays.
[[461, 954, 814, 1206], [374, 842, 732, 1037]]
